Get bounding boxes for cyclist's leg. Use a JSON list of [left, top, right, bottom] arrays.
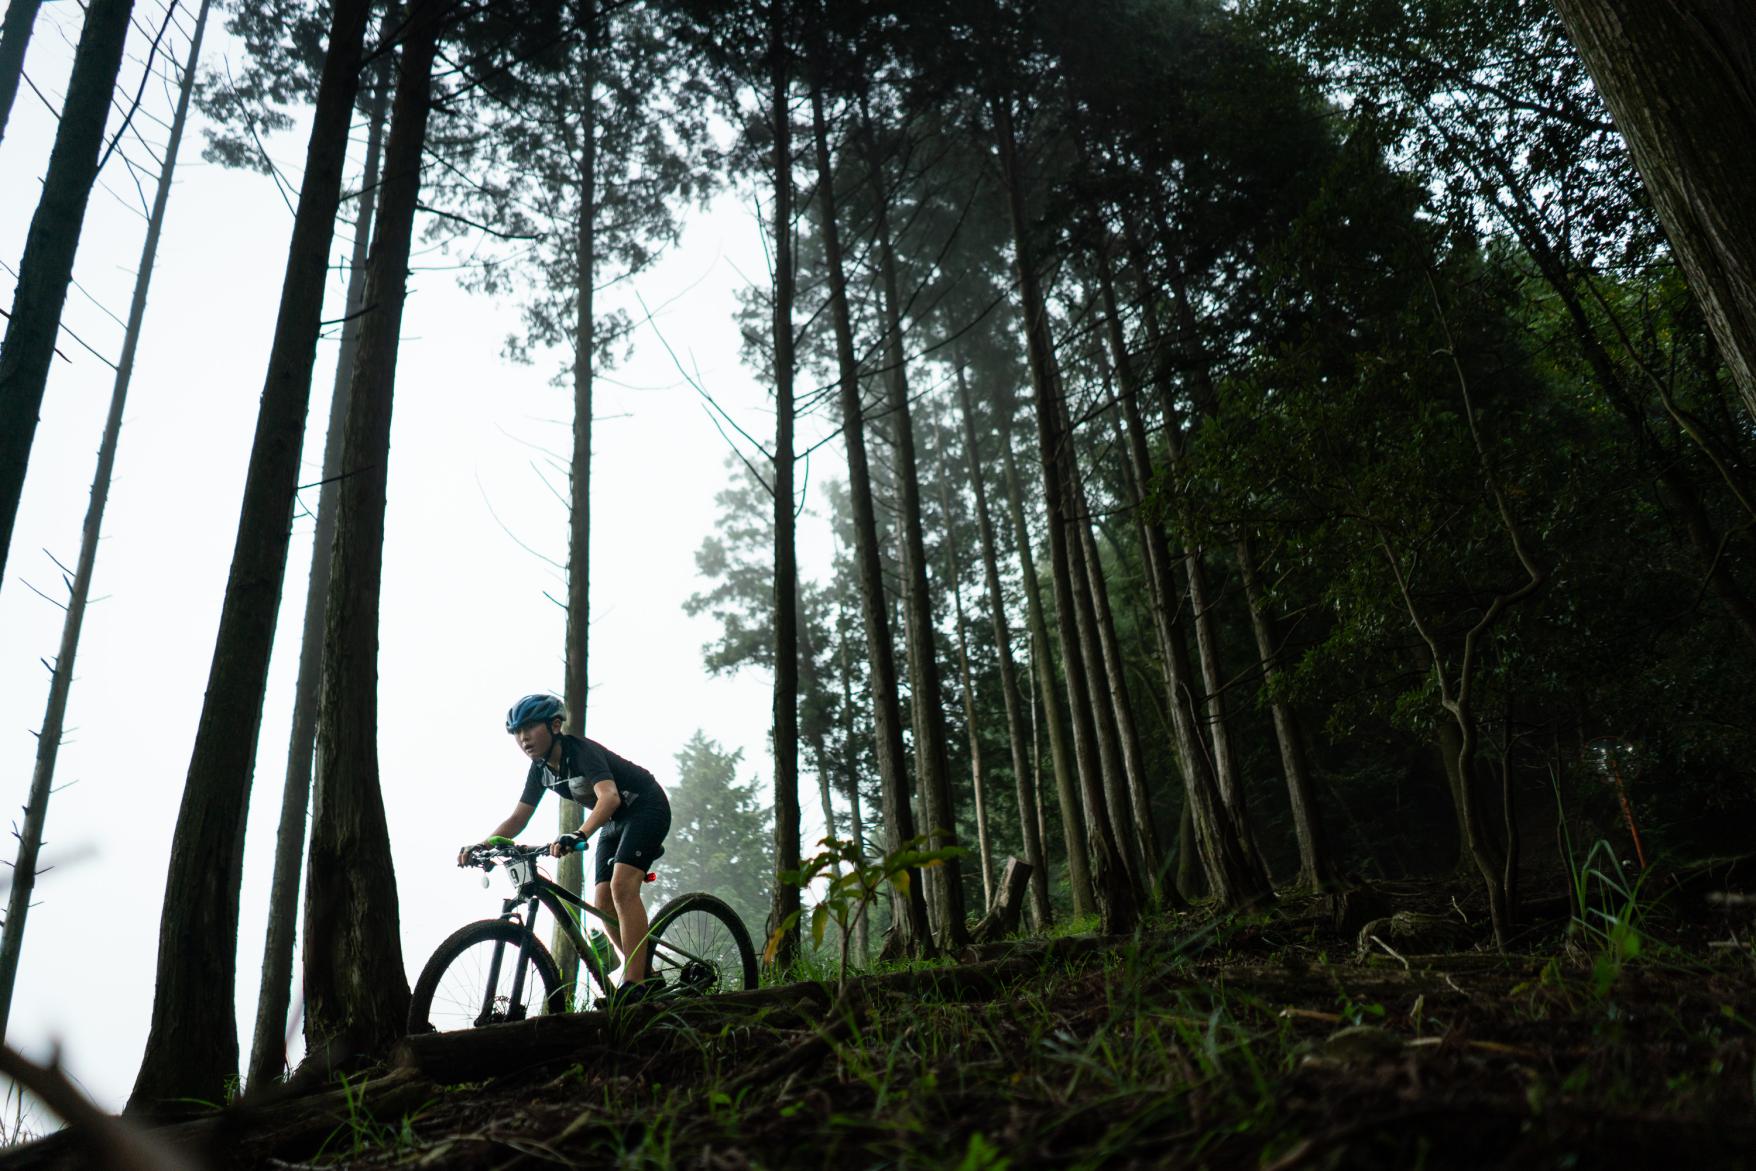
[[593, 827, 620, 963], [610, 863, 651, 981], [609, 796, 671, 983]]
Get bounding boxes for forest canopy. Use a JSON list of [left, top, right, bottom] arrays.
[[0, 0, 1752, 1153]]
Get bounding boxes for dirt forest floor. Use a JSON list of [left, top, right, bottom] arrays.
[[7, 871, 1756, 1170]]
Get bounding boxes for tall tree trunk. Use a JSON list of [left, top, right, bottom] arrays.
[[929, 406, 994, 907], [1060, 455, 1144, 902], [1058, 388, 1151, 901], [991, 97, 1134, 935], [1110, 237, 1268, 908], [1177, 802, 1200, 898], [997, 418, 1092, 916], [809, 70, 931, 955], [0, 0, 211, 1043], [0, 0, 43, 147], [303, 0, 445, 1056], [246, 12, 393, 1089], [1553, 1, 1756, 422], [794, 572, 844, 943], [127, 0, 371, 1113], [767, 2, 802, 968], [0, 0, 135, 591], [864, 122, 967, 948], [1236, 534, 1333, 891], [947, 560, 994, 907], [555, 1, 600, 996], [1105, 394, 1204, 910], [836, 592, 871, 961], [953, 360, 1049, 927], [1155, 256, 1268, 877]]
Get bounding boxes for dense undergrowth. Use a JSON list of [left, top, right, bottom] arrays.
[[5, 868, 1753, 1169]]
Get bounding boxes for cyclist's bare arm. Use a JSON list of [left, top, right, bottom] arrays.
[[547, 780, 619, 857], [457, 801, 537, 865]]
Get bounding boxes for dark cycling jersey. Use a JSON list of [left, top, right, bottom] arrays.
[[519, 734, 664, 819]]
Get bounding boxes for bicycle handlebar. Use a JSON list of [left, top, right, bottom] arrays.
[[460, 837, 587, 870]]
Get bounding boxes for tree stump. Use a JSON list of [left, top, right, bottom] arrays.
[[970, 858, 1032, 945]]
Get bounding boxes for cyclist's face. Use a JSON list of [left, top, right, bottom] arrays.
[[514, 719, 556, 759]]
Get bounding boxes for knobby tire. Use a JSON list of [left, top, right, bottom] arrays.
[[407, 919, 566, 1034], [647, 891, 759, 995]]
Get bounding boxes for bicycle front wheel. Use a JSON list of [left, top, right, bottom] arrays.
[[408, 920, 565, 1034], [647, 892, 759, 995]]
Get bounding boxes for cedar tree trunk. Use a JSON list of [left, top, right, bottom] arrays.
[[808, 70, 931, 954], [127, 0, 371, 1112], [0, 0, 135, 590], [302, 0, 446, 1056], [953, 361, 1050, 927], [0, 0, 210, 1042], [246, 13, 394, 1088]]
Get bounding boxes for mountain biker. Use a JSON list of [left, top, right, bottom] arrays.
[[458, 693, 673, 1004]]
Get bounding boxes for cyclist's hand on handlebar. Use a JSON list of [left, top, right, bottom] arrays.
[[549, 831, 587, 858], [457, 843, 483, 867]]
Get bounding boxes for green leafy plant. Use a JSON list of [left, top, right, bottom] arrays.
[[317, 1073, 427, 1161], [767, 835, 966, 988], [957, 1131, 1012, 1171], [1553, 768, 1656, 996]]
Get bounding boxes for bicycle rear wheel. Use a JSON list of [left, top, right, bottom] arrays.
[[408, 920, 565, 1033], [647, 892, 758, 995]]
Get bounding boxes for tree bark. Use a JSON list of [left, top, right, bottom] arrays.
[[808, 69, 932, 955], [555, 0, 601, 996], [303, 0, 446, 1055], [997, 414, 1093, 917], [835, 589, 872, 962], [1112, 235, 1270, 908], [0, 0, 43, 148], [1236, 534, 1333, 891], [953, 361, 1049, 928], [127, 0, 371, 1113], [0, 0, 211, 1043], [246, 12, 393, 1089], [1095, 254, 1203, 882], [864, 122, 968, 948], [1552, 0, 1756, 422], [768, 2, 803, 968], [1157, 256, 1270, 878], [0, 0, 135, 592], [929, 406, 994, 907], [1059, 392, 1150, 901], [991, 96, 1134, 935]]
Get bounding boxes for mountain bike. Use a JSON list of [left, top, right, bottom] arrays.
[[407, 839, 759, 1034]]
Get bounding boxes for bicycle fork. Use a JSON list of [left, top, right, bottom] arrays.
[[479, 893, 544, 1026]]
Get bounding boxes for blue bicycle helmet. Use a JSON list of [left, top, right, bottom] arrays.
[[506, 693, 565, 733]]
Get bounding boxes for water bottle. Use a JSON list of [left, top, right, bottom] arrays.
[[587, 929, 619, 975]]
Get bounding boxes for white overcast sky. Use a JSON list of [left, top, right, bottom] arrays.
[[1, 2, 839, 1115]]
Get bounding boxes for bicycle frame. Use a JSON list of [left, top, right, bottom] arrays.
[[479, 851, 716, 1021], [482, 852, 609, 1020]]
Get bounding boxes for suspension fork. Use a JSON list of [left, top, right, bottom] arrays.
[[477, 893, 543, 1025], [503, 892, 544, 1019]]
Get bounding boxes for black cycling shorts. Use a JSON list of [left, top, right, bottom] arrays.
[[593, 791, 670, 886]]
